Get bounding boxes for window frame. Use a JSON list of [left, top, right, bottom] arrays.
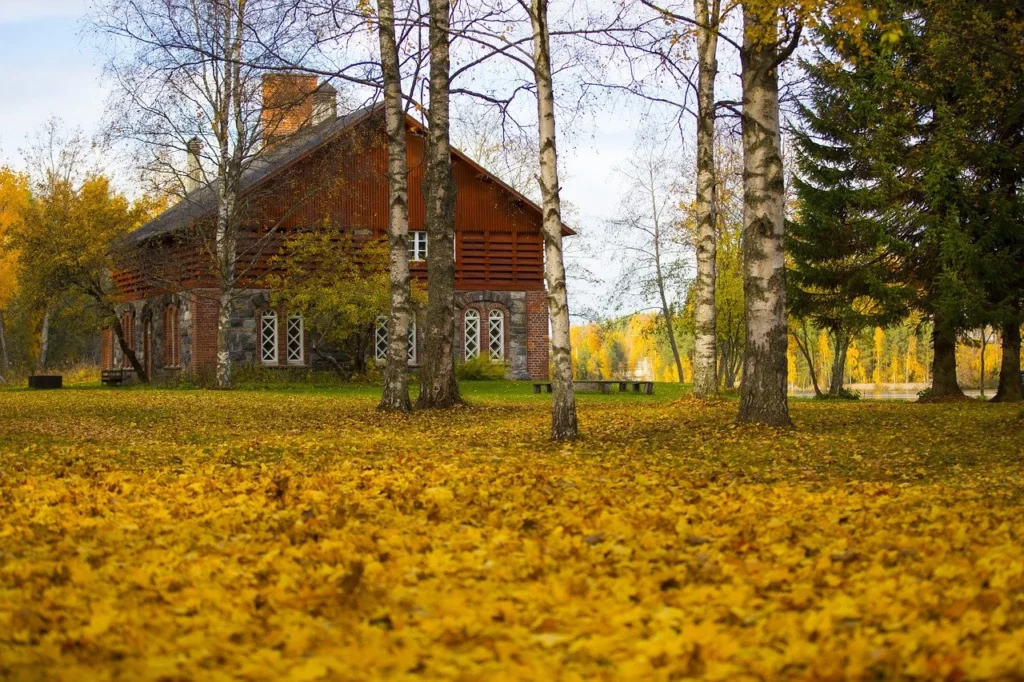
[[260, 310, 279, 365], [488, 310, 505, 360], [465, 309, 480, 360], [286, 314, 304, 365], [375, 315, 418, 365], [408, 231, 428, 262], [164, 305, 181, 368]]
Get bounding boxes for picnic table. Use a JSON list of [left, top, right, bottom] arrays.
[[532, 380, 654, 395]]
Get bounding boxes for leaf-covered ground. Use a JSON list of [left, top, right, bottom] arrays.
[[1, 385, 1023, 680]]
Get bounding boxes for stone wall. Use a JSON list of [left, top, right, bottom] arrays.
[[114, 287, 550, 381], [454, 290, 530, 380]]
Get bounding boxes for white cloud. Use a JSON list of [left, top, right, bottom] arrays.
[[0, 0, 86, 25]]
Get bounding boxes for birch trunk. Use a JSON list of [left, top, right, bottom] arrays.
[[376, 0, 413, 412], [928, 312, 964, 399], [737, 6, 791, 426], [654, 243, 684, 383], [692, 0, 720, 398], [828, 328, 849, 396], [991, 316, 1022, 402], [530, 0, 577, 440], [416, 0, 460, 409], [213, 0, 244, 389], [36, 308, 50, 374]]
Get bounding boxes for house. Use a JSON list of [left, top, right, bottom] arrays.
[[102, 75, 566, 381]]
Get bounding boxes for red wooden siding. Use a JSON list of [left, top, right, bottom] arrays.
[[115, 112, 548, 300]]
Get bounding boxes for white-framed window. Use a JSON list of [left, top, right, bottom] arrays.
[[464, 309, 480, 360], [408, 231, 428, 261], [375, 315, 417, 364], [488, 310, 505, 360], [286, 314, 304, 364], [261, 310, 278, 364], [375, 316, 388, 361]]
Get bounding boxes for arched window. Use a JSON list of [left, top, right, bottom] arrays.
[[488, 310, 504, 360], [120, 312, 135, 368], [376, 315, 417, 363], [163, 305, 180, 367], [464, 309, 480, 360], [286, 314, 304, 364], [261, 310, 278, 364]]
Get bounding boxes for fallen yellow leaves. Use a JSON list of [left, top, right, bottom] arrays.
[[1, 389, 1023, 680]]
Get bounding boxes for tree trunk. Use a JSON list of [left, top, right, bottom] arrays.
[[530, 0, 578, 440], [112, 311, 149, 382], [0, 309, 9, 378], [36, 307, 50, 374], [416, 0, 460, 409], [928, 313, 964, 399], [737, 6, 791, 426], [828, 328, 849, 396], [651, 185, 683, 383], [979, 327, 987, 398], [992, 317, 1022, 402], [662, 300, 684, 383], [377, 0, 413, 413], [692, 0, 720, 398], [792, 325, 822, 398]]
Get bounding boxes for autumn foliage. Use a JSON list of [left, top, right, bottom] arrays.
[[2, 388, 1023, 680]]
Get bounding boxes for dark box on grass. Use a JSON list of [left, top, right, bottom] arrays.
[[28, 375, 62, 390]]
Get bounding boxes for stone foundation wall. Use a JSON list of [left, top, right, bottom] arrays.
[[114, 287, 550, 381]]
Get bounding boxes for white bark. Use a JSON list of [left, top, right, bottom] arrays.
[[737, 5, 790, 425], [692, 0, 720, 398], [377, 0, 413, 412], [530, 0, 578, 440], [416, 0, 460, 409]]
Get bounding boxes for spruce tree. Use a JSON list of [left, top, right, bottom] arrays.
[[787, 30, 911, 397]]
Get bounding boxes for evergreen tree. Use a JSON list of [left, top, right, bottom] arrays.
[[788, 36, 913, 396]]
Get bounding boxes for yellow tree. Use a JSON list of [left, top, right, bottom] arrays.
[[14, 174, 155, 380], [0, 168, 29, 379], [872, 327, 885, 385]]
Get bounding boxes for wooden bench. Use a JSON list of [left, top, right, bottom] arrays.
[[532, 380, 654, 395], [101, 369, 135, 386]]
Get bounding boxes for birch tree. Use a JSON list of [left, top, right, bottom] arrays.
[[96, 0, 302, 388], [526, 0, 577, 440], [375, 0, 414, 412], [608, 133, 688, 383], [735, 3, 800, 426], [416, 0, 461, 409], [691, 0, 721, 398]]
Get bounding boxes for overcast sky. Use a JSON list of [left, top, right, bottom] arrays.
[[0, 0, 703, 319]]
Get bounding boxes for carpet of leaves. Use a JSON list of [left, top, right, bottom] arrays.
[[1, 388, 1023, 681]]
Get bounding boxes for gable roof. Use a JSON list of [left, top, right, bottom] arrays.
[[129, 105, 574, 243]]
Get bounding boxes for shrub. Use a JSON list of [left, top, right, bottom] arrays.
[[816, 387, 861, 400], [456, 357, 507, 381]]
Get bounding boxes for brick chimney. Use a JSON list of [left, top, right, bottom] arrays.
[[312, 82, 338, 126], [261, 73, 319, 147], [185, 137, 202, 193]]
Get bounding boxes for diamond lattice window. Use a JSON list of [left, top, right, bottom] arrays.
[[464, 309, 480, 360], [261, 310, 278, 364], [488, 310, 504, 360], [375, 316, 388, 361], [286, 314, 303, 364]]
